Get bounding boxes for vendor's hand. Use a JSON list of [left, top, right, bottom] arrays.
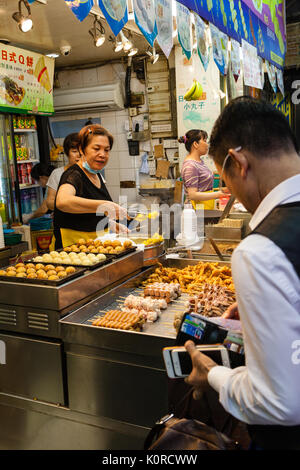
[[22, 213, 31, 224], [184, 341, 217, 400], [220, 187, 230, 194], [109, 220, 130, 235], [99, 201, 128, 220], [222, 301, 239, 320]]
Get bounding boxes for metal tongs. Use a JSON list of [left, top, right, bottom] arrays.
[[218, 195, 236, 223]]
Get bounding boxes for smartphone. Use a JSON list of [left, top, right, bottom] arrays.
[[162, 347, 178, 379], [163, 344, 230, 379], [176, 313, 228, 346]]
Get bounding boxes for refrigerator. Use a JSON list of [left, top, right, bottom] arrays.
[[0, 112, 44, 228]]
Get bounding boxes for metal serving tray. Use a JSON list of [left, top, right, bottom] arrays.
[[0, 265, 86, 286], [29, 257, 112, 271], [0, 249, 144, 312]]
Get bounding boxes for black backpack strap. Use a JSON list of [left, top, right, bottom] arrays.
[[250, 202, 300, 279]]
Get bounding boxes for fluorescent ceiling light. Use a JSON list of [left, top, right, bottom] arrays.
[[46, 52, 60, 58]]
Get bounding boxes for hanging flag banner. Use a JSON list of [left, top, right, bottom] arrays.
[[27, 0, 36, 3], [230, 38, 241, 82], [132, 0, 157, 47], [242, 0, 285, 55], [266, 60, 277, 93], [0, 44, 54, 115], [155, 0, 173, 58], [177, 0, 285, 69], [65, 0, 93, 22], [210, 23, 229, 75], [97, 0, 128, 37], [177, 2, 192, 60], [276, 67, 284, 96], [194, 14, 210, 72], [242, 39, 262, 89], [257, 56, 264, 90]]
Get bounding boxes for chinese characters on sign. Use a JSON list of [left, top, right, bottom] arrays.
[[0, 45, 54, 114]]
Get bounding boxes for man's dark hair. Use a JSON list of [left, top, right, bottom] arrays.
[[31, 163, 55, 181], [63, 132, 80, 156], [209, 96, 299, 167]]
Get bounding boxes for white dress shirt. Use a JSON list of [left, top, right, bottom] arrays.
[[208, 174, 300, 425]]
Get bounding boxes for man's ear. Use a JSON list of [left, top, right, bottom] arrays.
[[229, 149, 249, 179]]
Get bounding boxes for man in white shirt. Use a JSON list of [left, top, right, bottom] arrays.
[[185, 96, 300, 449]]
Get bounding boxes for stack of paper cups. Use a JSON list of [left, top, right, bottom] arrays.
[[0, 216, 4, 249]]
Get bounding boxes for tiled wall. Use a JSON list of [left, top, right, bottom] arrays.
[[51, 63, 144, 204]]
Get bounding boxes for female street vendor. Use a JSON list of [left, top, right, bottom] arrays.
[[52, 124, 128, 249], [179, 129, 226, 208]]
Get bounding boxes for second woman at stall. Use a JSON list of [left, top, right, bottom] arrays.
[[179, 130, 226, 208], [53, 124, 128, 249]]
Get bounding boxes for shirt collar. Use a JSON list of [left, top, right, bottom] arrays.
[[249, 174, 300, 230]]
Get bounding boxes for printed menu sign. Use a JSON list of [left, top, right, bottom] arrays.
[[0, 44, 54, 115]]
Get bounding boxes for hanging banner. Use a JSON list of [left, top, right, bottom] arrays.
[[0, 44, 54, 115], [97, 0, 128, 37], [266, 60, 277, 93], [65, 0, 93, 22], [242, 0, 285, 54], [242, 39, 263, 89], [231, 38, 241, 82], [176, 2, 192, 60], [132, 0, 157, 47], [276, 68, 284, 97], [271, 93, 291, 126], [155, 0, 173, 58], [257, 56, 264, 90], [177, 0, 285, 69], [210, 23, 229, 75], [194, 14, 210, 72]]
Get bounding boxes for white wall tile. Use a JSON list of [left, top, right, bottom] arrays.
[[100, 115, 117, 135], [105, 168, 120, 185], [107, 151, 119, 169], [120, 188, 138, 203], [115, 115, 128, 134], [114, 132, 128, 153], [97, 65, 114, 84], [120, 168, 135, 180], [119, 152, 135, 169], [109, 186, 121, 202]]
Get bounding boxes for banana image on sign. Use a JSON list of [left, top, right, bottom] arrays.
[[184, 80, 204, 101], [34, 57, 52, 93]]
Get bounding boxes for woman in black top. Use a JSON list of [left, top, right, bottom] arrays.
[[53, 124, 128, 249]]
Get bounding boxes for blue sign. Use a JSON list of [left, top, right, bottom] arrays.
[[133, 0, 157, 47], [98, 0, 128, 37], [177, 0, 285, 69], [64, 0, 93, 22]]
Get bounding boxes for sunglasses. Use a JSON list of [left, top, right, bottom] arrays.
[[219, 146, 242, 192]]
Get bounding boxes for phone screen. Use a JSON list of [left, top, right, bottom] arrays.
[[173, 348, 225, 376], [180, 314, 207, 341]]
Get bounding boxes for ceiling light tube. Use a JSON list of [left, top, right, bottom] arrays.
[[12, 0, 33, 33]]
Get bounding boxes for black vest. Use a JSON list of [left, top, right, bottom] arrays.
[[246, 201, 300, 450]]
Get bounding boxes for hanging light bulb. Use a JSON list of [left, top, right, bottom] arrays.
[[151, 46, 159, 64], [114, 34, 123, 52], [89, 16, 105, 47], [128, 47, 138, 57], [120, 30, 132, 52], [12, 0, 33, 33]]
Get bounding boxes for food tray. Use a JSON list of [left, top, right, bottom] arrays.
[[105, 246, 137, 259], [29, 256, 112, 271], [0, 266, 86, 286]]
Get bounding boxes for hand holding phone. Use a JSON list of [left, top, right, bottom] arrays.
[[162, 343, 230, 379]]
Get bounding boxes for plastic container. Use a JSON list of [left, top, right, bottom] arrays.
[[180, 204, 199, 244], [3, 229, 22, 246], [29, 216, 53, 231], [13, 224, 32, 250]]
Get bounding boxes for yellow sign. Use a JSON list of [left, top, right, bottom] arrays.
[[271, 93, 292, 126]]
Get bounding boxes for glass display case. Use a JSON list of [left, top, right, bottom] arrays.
[[13, 114, 43, 218], [0, 114, 20, 225]]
